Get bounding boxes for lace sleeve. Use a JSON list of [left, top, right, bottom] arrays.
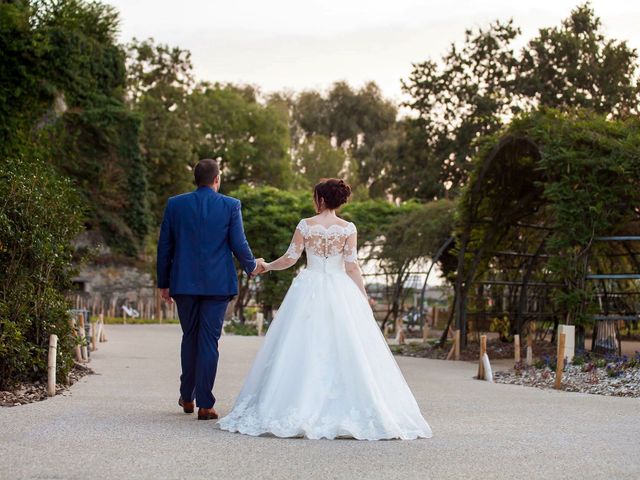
[[285, 220, 306, 260], [266, 220, 306, 271], [343, 223, 358, 264]]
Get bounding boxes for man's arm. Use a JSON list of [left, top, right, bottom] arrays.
[[228, 199, 257, 275], [157, 201, 174, 296]]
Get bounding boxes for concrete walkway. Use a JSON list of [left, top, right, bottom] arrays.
[[1, 325, 639, 480]]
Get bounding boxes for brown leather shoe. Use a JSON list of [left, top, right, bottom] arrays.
[[197, 407, 219, 420], [178, 397, 194, 414]]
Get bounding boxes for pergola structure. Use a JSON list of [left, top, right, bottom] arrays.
[[446, 110, 640, 352]]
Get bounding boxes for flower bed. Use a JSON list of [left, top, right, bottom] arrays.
[[0, 364, 93, 407], [494, 352, 640, 398]]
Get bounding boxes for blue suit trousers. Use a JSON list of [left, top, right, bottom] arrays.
[[173, 295, 231, 409]]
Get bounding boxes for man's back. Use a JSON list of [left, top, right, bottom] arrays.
[[156, 186, 255, 296]]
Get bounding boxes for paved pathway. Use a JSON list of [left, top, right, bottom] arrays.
[[1, 325, 639, 479]]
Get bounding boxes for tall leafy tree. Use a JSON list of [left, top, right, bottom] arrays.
[[190, 83, 293, 192], [518, 4, 640, 117], [292, 81, 397, 195], [402, 20, 521, 196], [402, 3, 640, 197], [126, 38, 196, 221], [2, 0, 150, 255], [297, 134, 346, 186]]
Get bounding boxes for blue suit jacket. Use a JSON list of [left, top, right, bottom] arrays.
[[156, 187, 257, 296]]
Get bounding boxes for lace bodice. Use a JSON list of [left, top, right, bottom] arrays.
[[285, 219, 358, 264]]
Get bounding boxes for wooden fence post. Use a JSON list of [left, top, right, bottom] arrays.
[[70, 316, 82, 362], [47, 334, 58, 396], [526, 330, 533, 366], [478, 334, 487, 379], [97, 313, 104, 343], [99, 313, 108, 342], [514, 334, 521, 363], [79, 313, 88, 362], [555, 332, 566, 390], [396, 316, 406, 345], [256, 312, 264, 336], [90, 321, 97, 352], [454, 329, 460, 360], [422, 323, 430, 342]]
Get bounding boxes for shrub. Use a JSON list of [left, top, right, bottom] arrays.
[[0, 153, 83, 388], [224, 321, 258, 336]]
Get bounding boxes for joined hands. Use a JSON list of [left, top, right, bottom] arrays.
[[251, 258, 269, 277]]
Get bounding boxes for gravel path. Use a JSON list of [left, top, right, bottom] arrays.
[[1, 324, 639, 480]]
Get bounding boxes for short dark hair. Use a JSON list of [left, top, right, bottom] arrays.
[[194, 158, 220, 187], [314, 178, 352, 210]]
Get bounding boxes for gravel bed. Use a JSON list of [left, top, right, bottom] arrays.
[[494, 364, 640, 398], [0, 363, 93, 407]]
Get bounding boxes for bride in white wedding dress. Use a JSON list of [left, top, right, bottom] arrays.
[[218, 179, 432, 440]]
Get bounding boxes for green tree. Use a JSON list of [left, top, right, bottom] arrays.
[[403, 19, 521, 195], [297, 134, 346, 186], [230, 186, 315, 322], [126, 38, 196, 222], [518, 4, 640, 117], [190, 84, 293, 192], [342, 199, 455, 327], [5, 0, 151, 255], [292, 82, 397, 196], [403, 3, 640, 196]]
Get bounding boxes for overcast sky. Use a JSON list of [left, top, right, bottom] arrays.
[[107, 0, 640, 103]]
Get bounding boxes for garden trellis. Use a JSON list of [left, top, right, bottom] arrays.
[[447, 109, 640, 350]]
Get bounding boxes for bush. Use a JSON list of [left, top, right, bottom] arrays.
[[0, 153, 83, 388], [224, 321, 258, 336]]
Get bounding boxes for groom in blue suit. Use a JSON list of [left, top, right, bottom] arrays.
[[157, 158, 262, 420]]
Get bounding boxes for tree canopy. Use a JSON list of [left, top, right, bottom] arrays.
[[451, 108, 640, 345], [402, 3, 640, 199]]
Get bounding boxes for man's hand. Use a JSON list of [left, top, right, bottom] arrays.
[[251, 258, 268, 277], [159, 288, 173, 304]]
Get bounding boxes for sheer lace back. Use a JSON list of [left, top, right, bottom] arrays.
[[286, 218, 358, 264]]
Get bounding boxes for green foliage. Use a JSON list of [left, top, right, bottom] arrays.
[[230, 186, 315, 317], [0, 152, 84, 388], [341, 199, 414, 245], [191, 84, 293, 192], [102, 316, 178, 325], [126, 38, 196, 223], [224, 321, 258, 336], [403, 3, 640, 196], [0, 2, 45, 145], [297, 134, 346, 187], [518, 4, 639, 116], [489, 317, 512, 342], [457, 108, 640, 329], [1, 0, 150, 256], [342, 198, 455, 325], [379, 200, 455, 272], [292, 81, 397, 196]]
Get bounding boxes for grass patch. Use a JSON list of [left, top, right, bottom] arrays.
[[102, 317, 179, 325]]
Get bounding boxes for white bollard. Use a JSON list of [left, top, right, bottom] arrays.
[[256, 312, 264, 336], [557, 324, 575, 362], [482, 353, 493, 383]]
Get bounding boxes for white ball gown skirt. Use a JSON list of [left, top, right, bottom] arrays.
[[218, 255, 433, 440]]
